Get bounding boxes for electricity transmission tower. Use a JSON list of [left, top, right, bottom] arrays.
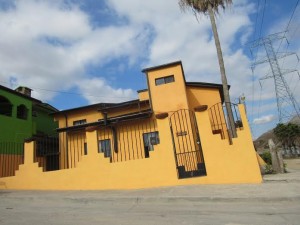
[[250, 31, 300, 123]]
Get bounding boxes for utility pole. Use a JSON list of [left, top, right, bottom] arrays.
[[250, 31, 300, 123]]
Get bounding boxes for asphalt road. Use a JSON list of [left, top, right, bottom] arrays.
[[0, 191, 299, 225]]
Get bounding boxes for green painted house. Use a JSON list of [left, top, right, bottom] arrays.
[[0, 85, 58, 143]]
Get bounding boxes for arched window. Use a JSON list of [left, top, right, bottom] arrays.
[[17, 104, 28, 120], [0, 96, 13, 117]]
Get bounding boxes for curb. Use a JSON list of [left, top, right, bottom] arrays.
[[63, 196, 300, 203], [2, 195, 300, 204]]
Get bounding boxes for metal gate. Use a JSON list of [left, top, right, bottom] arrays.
[[169, 109, 206, 179]]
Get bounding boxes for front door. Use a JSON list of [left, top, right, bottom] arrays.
[[169, 109, 206, 179]]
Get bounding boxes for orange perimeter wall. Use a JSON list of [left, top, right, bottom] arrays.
[[0, 105, 262, 190]]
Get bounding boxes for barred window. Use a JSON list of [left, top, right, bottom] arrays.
[[98, 139, 111, 158], [143, 131, 160, 158], [17, 104, 28, 120]]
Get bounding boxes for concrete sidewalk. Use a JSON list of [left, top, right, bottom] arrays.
[[1, 169, 300, 203], [1, 166, 300, 225]]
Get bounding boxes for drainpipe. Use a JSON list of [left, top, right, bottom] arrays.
[[64, 114, 68, 127], [64, 114, 69, 168], [103, 111, 108, 126], [111, 126, 118, 153], [101, 111, 118, 153]]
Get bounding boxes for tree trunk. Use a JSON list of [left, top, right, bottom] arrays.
[[268, 139, 284, 173], [208, 3, 237, 138]]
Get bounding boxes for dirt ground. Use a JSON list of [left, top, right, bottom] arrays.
[[284, 158, 300, 171]]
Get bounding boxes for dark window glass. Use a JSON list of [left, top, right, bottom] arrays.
[[155, 75, 175, 86], [165, 75, 175, 83], [0, 96, 12, 117], [98, 139, 111, 158], [155, 78, 165, 86], [143, 132, 160, 158], [17, 104, 28, 120], [73, 119, 87, 126], [84, 143, 88, 155]]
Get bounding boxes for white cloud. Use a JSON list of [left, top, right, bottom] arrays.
[[0, 0, 258, 105], [76, 78, 135, 104], [253, 114, 276, 125], [0, 0, 91, 42], [0, 0, 144, 103], [1, 0, 298, 142], [69, 25, 148, 67], [107, 0, 255, 88], [250, 101, 277, 116]]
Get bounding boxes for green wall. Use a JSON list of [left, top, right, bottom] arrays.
[[0, 89, 33, 142], [32, 106, 58, 136], [0, 88, 58, 143]]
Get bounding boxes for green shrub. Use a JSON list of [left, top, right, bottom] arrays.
[[264, 164, 274, 174], [260, 152, 272, 165], [284, 162, 287, 173]]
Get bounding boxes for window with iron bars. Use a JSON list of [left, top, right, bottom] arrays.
[[98, 139, 111, 158], [143, 131, 159, 158]]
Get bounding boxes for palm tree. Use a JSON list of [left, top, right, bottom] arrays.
[[179, 0, 237, 138]]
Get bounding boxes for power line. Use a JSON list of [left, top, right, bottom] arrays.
[[250, 32, 300, 123], [250, 0, 300, 124], [0, 80, 134, 100], [276, 0, 300, 54], [286, 0, 299, 31], [275, 0, 300, 99], [257, 80, 263, 122], [250, 0, 261, 122], [288, 0, 300, 40], [252, 0, 261, 42], [289, 24, 300, 40], [251, 0, 267, 63], [250, 0, 265, 130], [258, 0, 267, 41]]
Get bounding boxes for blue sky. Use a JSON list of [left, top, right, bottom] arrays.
[[0, 0, 299, 139]]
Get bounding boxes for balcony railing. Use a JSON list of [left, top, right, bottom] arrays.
[[208, 102, 243, 144]]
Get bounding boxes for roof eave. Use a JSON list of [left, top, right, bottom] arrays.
[[141, 61, 182, 73], [0, 84, 41, 103], [57, 110, 153, 132]]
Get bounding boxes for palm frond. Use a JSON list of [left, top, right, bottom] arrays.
[[179, 0, 232, 14]]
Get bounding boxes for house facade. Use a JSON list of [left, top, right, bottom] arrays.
[[0, 61, 262, 190], [0, 85, 58, 141], [0, 85, 58, 177]]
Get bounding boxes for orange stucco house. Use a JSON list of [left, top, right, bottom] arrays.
[[0, 61, 262, 190]]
